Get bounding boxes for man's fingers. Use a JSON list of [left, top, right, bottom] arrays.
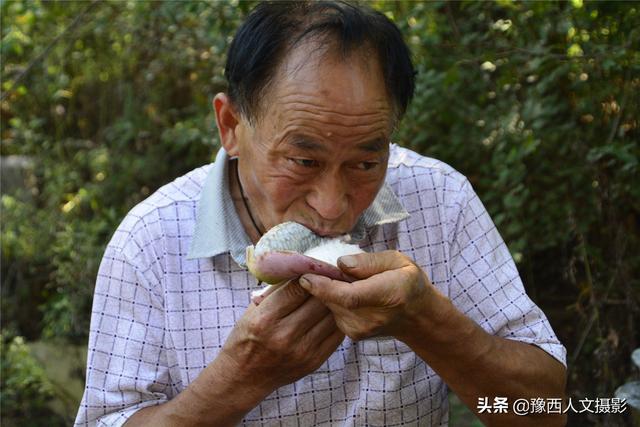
[[337, 250, 411, 280], [305, 311, 339, 343], [251, 284, 277, 305], [300, 274, 385, 309], [299, 274, 351, 306], [285, 296, 331, 339], [259, 280, 311, 318], [315, 324, 345, 359], [301, 265, 420, 310]]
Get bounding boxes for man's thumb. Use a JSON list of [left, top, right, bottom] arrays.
[[337, 250, 407, 280], [299, 274, 352, 307]]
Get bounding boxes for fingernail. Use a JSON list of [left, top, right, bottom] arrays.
[[299, 276, 311, 290], [339, 255, 357, 268]]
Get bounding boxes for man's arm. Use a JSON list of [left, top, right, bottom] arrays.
[[125, 281, 344, 426], [401, 273, 567, 426], [124, 351, 266, 426], [299, 251, 567, 427]]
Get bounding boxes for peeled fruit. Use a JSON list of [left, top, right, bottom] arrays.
[[246, 221, 364, 302]]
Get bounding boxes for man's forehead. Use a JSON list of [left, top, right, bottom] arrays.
[[246, 39, 395, 133], [272, 48, 389, 107], [288, 136, 389, 153]]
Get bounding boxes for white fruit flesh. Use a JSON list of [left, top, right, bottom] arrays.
[[302, 238, 364, 266], [247, 222, 364, 303]]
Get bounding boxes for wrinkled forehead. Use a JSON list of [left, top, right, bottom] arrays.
[[263, 40, 393, 121]]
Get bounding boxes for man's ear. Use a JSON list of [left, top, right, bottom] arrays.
[[213, 93, 242, 157]]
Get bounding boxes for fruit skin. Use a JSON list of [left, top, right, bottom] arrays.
[[246, 245, 353, 285], [251, 222, 322, 258], [245, 221, 363, 285]]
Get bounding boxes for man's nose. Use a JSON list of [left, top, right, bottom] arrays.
[[306, 172, 349, 221]]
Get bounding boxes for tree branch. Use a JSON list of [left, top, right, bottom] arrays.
[[1, 0, 101, 102]]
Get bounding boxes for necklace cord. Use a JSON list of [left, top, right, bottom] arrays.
[[235, 161, 263, 287], [235, 160, 262, 237]]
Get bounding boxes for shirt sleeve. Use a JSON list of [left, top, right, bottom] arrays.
[[447, 179, 567, 366], [74, 219, 174, 426]]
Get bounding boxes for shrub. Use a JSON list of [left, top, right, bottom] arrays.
[[1, 1, 637, 425], [0, 333, 65, 426]]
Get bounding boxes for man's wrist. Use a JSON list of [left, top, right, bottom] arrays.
[[156, 351, 274, 426], [395, 278, 452, 344], [398, 282, 491, 361]]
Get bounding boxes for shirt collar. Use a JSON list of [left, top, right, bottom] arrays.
[[187, 148, 409, 266]]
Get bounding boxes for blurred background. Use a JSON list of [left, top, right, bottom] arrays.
[[1, 1, 638, 426]]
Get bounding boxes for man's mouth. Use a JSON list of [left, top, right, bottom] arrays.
[[301, 223, 345, 238]]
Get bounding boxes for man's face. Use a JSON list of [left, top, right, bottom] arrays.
[[230, 46, 394, 237]]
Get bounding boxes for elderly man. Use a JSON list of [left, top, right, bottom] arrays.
[[75, 2, 567, 426]]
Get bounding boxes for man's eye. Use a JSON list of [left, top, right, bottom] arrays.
[[290, 158, 318, 168], [356, 162, 379, 171]]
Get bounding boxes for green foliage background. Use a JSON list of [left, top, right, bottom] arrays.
[[1, 1, 638, 425]]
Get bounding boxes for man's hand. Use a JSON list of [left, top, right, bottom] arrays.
[[218, 280, 345, 395], [126, 281, 344, 427], [298, 250, 437, 341], [299, 250, 567, 427]]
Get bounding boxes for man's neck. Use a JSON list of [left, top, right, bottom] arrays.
[[229, 159, 263, 245]]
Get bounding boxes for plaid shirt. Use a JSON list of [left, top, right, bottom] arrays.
[[75, 144, 566, 426]]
